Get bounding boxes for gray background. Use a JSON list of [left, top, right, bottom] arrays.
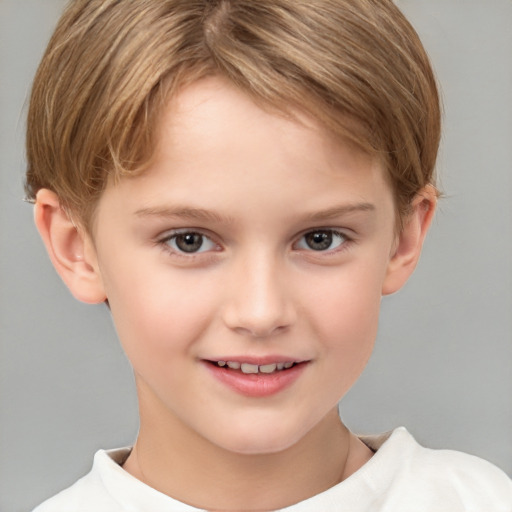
[[1, 1, 511, 510]]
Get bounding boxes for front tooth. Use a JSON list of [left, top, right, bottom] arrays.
[[276, 363, 285, 370], [227, 361, 241, 370], [241, 363, 259, 374], [283, 362, 294, 369], [259, 363, 277, 374], [217, 361, 226, 367]]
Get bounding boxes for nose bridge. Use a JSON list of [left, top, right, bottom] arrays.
[[223, 246, 295, 337]]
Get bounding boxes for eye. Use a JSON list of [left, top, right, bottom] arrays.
[[295, 229, 347, 252], [163, 231, 217, 254]]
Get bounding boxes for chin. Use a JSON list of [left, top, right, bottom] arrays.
[[210, 416, 310, 456]]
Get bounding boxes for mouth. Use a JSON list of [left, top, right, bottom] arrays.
[[203, 358, 309, 397], [207, 360, 300, 375]]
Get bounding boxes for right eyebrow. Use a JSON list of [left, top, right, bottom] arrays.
[[134, 205, 235, 224]]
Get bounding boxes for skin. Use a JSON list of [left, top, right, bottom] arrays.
[[35, 77, 436, 510]]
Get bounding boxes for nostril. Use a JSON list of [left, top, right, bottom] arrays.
[[233, 324, 289, 338]]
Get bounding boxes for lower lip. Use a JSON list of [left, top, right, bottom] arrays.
[[204, 362, 308, 397]]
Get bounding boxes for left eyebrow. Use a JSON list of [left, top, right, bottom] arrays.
[[305, 202, 376, 222]]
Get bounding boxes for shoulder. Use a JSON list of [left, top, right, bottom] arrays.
[[367, 427, 512, 511], [32, 448, 131, 512]]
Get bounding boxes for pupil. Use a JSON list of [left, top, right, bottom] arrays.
[[306, 231, 332, 251], [176, 233, 203, 253]]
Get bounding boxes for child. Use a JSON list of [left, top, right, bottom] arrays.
[[26, 0, 511, 510]]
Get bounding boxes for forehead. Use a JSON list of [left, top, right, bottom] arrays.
[[158, 77, 381, 180], [94, 77, 393, 232]]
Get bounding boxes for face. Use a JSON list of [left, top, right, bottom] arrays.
[[90, 77, 399, 455]]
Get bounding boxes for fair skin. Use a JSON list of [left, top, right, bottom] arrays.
[[35, 77, 435, 510]]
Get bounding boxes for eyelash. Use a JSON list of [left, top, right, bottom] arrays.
[[157, 228, 353, 258]]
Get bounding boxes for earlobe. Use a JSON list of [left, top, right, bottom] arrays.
[[34, 189, 107, 304], [382, 185, 437, 296]]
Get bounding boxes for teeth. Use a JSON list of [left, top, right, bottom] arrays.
[[216, 361, 296, 373], [241, 363, 259, 374], [259, 363, 277, 374]]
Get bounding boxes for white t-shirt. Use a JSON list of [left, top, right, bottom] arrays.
[[33, 427, 512, 512]]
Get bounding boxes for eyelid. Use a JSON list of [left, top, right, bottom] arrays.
[[158, 227, 216, 241]]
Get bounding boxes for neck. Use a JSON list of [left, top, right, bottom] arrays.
[[123, 388, 372, 510]]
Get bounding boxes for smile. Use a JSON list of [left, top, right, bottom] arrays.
[[204, 359, 309, 397], [214, 361, 296, 374]]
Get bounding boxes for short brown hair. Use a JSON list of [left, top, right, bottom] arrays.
[[26, 0, 441, 230]]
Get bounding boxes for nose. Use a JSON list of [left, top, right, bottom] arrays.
[[222, 252, 296, 338]]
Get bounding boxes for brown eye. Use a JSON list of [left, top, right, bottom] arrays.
[[175, 233, 203, 252], [165, 232, 216, 253], [297, 230, 347, 251]]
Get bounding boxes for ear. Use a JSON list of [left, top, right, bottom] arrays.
[[34, 189, 107, 304], [382, 185, 437, 295]]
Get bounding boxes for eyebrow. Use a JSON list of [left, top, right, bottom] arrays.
[[305, 202, 376, 221], [135, 202, 375, 224], [134, 206, 234, 224]]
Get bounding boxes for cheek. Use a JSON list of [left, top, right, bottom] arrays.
[[303, 264, 384, 385], [102, 261, 217, 362], [306, 262, 383, 335]]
